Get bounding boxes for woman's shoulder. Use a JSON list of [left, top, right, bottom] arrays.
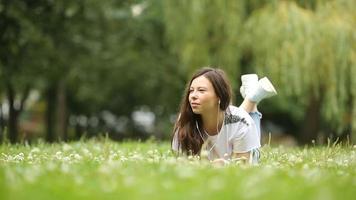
[[224, 105, 253, 126], [226, 105, 250, 117]]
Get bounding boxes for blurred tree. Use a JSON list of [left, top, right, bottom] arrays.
[[0, 0, 49, 143], [35, 0, 88, 142], [162, 0, 356, 144], [67, 0, 183, 140], [162, 0, 247, 90], [242, 1, 356, 143], [1, 0, 354, 144]]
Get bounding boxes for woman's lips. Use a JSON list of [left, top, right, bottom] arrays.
[[191, 103, 200, 108]]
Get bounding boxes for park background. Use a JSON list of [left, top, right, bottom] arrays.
[[1, 1, 356, 200], [0, 0, 355, 145]]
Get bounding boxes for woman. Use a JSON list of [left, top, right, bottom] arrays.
[[171, 67, 277, 165]]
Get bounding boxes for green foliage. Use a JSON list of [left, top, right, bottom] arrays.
[[242, 1, 355, 134], [1, 0, 184, 140], [162, 0, 246, 85], [0, 141, 355, 199], [162, 0, 356, 141], [67, 0, 183, 121], [0, 0, 49, 90], [0, 0, 355, 142]]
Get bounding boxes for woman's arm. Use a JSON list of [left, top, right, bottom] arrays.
[[211, 152, 251, 167], [231, 152, 250, 164]]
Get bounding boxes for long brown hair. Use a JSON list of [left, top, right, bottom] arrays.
[[172, 67, 232, 155]]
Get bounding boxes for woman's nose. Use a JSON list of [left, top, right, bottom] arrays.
[[190, 91, 198, 99]]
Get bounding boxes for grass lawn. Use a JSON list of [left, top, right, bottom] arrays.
[[1, 139, 355, 200]]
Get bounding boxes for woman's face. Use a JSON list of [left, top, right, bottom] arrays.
[[189, 75, 219, 115]]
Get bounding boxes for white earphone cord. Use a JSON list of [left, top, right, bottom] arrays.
[[196, 101, 228, 159], [218, 101, 228, 158]]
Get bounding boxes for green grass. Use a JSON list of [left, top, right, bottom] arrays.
[[1, 139, 355, 200]]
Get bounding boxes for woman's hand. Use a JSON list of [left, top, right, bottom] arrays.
[[211, 158, 230, 167], [231, 152, 250, 164], [211, 152, 251, 167]]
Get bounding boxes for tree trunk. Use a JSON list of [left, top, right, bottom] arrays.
[[75, 123, 82, 140], [0, 103, 3, 143], [8, 108, 18, 143], [5, 82, 30, 143], [6, 82, 18, 143], [56, 80, 68, 141], [299, 93, 322, 145], [46, 84, 57, 142], [349, 94, 355, 144]]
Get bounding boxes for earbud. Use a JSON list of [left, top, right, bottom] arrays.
[[218, 100, 221, 105]]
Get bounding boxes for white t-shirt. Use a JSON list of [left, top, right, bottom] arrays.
[[172, 105, 261, 160]]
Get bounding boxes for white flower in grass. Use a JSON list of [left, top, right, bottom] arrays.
[[14, 153, 24, 162], [55, 151, 63, 159], [74, 154, 82, 160], [4, 155, 13, 162], [288, 155, 297, 162], [93, 145, 101, 152], [343, 159, 349, 166], [130, 154, 143, 161], [30, 148, 40, 154], [272, 161, 280, 167], [296, 157, 303, 163], [62, 144, 72, 152], [1, 155, 7, 163], [81, 148, 92, 158], [109, 153, 118, 161], [68, 153, 81, 162], [147, 150, 154, 155], [116, 150, 123, 156], [62, 156, 71, 163], [82, 148, 90, 155], [153, 157, 160, 163], [27, 154, 33, 161], [120, 156, 128, 162]]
